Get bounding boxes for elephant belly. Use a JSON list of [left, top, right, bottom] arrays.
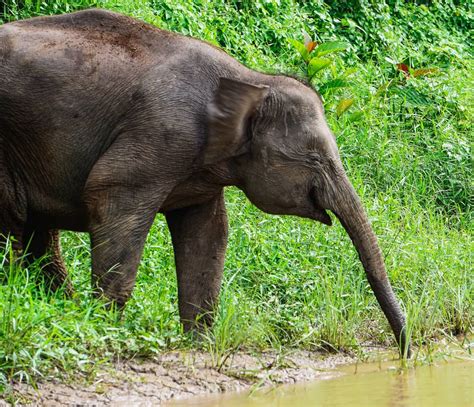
[[27, 193, 89, 232], [161, 175, 223, 212]]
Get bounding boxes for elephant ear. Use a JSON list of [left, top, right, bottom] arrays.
[[204, 77, 269, 165]]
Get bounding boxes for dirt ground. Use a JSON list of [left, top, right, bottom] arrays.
[[2, 350, 355, 406]]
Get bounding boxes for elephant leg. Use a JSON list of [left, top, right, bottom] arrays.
[[82, 128, 185, 307], [0, 178, 27, 257], [0, 187, 27, 268], [88, 199, 156, 308], [165, 191, 228, 332], [22, 228, 73, 295]]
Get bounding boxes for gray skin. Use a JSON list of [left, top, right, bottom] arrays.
[[0, 9, 409, 356]]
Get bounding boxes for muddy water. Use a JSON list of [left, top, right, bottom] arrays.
[[172, 358, 474, 407]]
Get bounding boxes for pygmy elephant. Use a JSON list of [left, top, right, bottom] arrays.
[[0, 9, 409, 355]]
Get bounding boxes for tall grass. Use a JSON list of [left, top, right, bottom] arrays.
[[1, 0, 472, 390]]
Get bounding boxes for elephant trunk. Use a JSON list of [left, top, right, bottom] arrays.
[[328, 178, 409, 357]]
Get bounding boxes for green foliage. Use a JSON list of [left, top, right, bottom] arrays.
[[289, 33, 355, 118], [0, 0, 472, 389], [1, 0, 94, 21]]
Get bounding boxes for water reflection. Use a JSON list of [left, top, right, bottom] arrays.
[[171, 359, 473, 407]]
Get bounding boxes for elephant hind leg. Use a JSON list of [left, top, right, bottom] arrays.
[[23, 228, 73, 295]]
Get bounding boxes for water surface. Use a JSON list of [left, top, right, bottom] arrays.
[[173, 358, 473, 407]]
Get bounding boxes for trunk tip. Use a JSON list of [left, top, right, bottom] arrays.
[[399, 325, 412, 359]]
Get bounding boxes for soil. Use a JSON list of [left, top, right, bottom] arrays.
[[1, 350, 355, 406]]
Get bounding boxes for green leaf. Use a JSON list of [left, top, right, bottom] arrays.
[[289, 39, 310, 62], [346, 111, 364, 122], [318, 78, 350, 94], [374, 82, 390, 98], [392, 85, 431, 106], [307, 57, 331, 77], [314, 41, 349, 57], [336, 98, 354, 117], [342, 67, 358, 78]]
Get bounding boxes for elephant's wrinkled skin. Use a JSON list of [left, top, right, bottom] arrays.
[[0, 10, 409, 355]]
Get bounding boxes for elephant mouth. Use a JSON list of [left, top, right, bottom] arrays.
[[312, 207, 332, 226], [310, 189, 332, 225]]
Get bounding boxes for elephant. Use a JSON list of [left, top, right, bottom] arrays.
[[0, 9, 409, 356]]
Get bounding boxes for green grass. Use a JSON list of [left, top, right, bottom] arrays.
[[1, 0, 473, 392]]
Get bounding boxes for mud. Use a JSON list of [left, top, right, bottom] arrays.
[[2, 350, 355, 406]]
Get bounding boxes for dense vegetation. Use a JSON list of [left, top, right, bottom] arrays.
[[1, 0, 472, 390]]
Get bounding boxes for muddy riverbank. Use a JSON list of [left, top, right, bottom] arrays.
[[2, 350, 355, 405], [4, 339, 471, 406]]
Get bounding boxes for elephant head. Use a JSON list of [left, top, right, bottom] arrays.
[[205, 77, 409, 356]]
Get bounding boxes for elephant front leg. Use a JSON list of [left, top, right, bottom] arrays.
[[88, 201, 156, 308], [166, 191, 228, 332], [83, 138, 175, 307]]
